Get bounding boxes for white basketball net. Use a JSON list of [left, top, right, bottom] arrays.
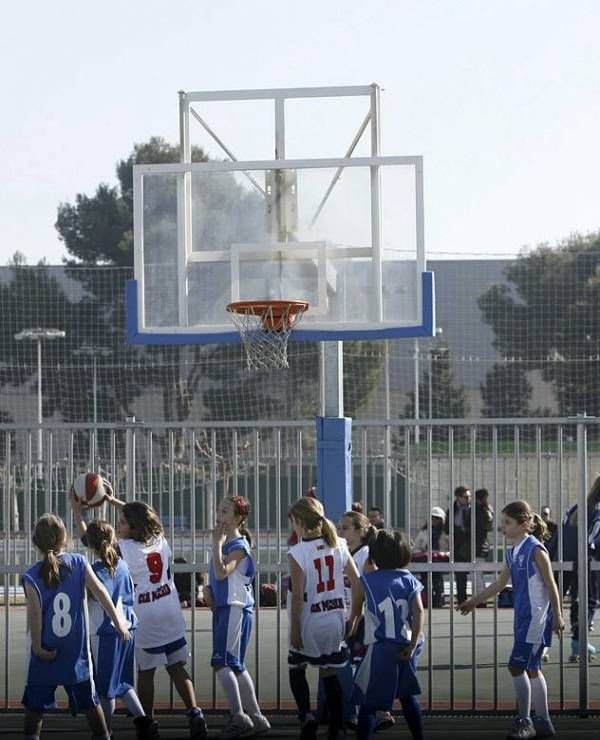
[[227, 302, 308, 371]]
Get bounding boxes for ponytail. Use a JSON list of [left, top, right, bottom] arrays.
[[32, 514, 70, 589], [531, 512, 549, 543], [320, 516, 338, 548], [85, 520, 120, 576], [239, 522, 253, 547], [363, 523, 378, 549]]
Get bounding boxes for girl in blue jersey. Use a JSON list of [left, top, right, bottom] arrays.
[[71, 493, 159, 740], [348, 529, 425, 740], [459, 501, 564, 740], [105, 494, 207, 739], [22, 514, 130, 740], [205, 496, 270, 738]]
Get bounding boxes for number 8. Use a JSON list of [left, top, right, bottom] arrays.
[[51, 593, 72, 638]]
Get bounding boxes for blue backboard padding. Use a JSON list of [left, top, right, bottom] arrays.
[[316, 416, 352, 523], [126, 271, 435, 345]]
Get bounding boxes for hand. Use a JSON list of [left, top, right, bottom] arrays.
[[399, 645, 414, 661], [116, 622, 131, 642], [457, 598, 475, 615], [34, 646, 57, 661], [69, 488, 82, 511], [102, 480, 116, 504], [212, 524, 226, 547], [291, 624, 303, 651], [553, 613, 565, 636]]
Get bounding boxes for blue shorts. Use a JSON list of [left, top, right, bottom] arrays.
[[211, 605, 253, 672], [508, 640, 546, 672], [91, 632, 135, 698], [351, 640, 423, 710], [22, 678, 98, 715]]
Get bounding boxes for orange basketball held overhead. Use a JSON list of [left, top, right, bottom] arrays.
[[71, 472, 108, 508]]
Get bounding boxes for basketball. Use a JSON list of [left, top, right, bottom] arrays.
[[71, 472, 108, 508]]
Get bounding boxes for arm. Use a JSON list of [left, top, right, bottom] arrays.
[[457, 563, 511, 614], [24, 581, 57, 661], [534, 547, 565, 635], [344, 556, 361, 634], [84, 563, 130, 641], [104, 483, 125, 510], [69, 491, 88, 539], [400, 591, 425, 660], [212, 528, 247, 580], [288, 553, 305, 650]]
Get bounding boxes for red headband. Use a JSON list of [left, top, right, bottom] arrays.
[[232, 496, 249, 519]]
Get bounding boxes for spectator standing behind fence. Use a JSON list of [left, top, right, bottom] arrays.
[[474, 489, 494, 599], [560, 475, 600, 661], [367, 507, 385, 529], [413, 507, 449, 608], [444, 486, 472, 604]]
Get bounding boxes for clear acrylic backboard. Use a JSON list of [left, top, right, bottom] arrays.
[[128, 85, 435, 344]]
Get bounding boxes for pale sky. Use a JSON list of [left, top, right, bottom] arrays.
[[2, 0, 599, 265]]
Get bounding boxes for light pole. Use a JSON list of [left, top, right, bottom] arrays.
[[15, 328, 66, 473], [72, 345, 112, 466]]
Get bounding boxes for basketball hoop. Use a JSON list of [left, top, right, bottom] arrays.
[[227, 300, 309, 370]]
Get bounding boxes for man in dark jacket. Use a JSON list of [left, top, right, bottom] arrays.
[[444, 485, 472, 603]]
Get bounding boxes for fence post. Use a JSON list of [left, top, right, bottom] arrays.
[[575, 414, 589, 714]]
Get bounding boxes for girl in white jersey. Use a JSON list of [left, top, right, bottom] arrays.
[[288, 497, 359, 740], [458, 501, 564, 740], [204, 496, 270, 738], [106, 494, 207, 740]]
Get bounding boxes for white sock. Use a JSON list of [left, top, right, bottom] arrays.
[[236, 669, 261, 716], [121, 688, 145, 718], [100, 697, 115, 730], [530, 673, 550, 721], [217, 667, 244, 715], [512, 672, 531, 718]]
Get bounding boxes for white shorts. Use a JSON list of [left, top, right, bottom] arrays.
[[288, 611, 347, 668], [135, 636, 189, 672]]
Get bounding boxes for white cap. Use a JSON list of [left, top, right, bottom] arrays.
[[430, 506, 446, 521]]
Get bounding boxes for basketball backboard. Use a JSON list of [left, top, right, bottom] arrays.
[[128, 85, 435, 344]]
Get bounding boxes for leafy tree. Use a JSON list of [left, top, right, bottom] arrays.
[[403, 346, 470, 433], [480, 362, 531, 418], [478, 232, 600, 417]]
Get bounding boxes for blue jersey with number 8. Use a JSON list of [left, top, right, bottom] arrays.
[[362, 568, 423, 646], [22, 553, 91, 686]]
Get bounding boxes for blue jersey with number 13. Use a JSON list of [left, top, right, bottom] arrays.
[[22, 553, 92, 686], [362, 568, 423, 646]]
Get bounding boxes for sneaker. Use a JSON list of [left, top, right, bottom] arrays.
[[188, 708, 208, 740], [570, 639, 597, 662], [220, 713, 254, 738], [506, 716, 535, 739], [300, 713, 319, 740], [239, 713, 271, 737], [134, 716, 160, 740], [532, 716, 556, 738], [374, 711, 395, 732]]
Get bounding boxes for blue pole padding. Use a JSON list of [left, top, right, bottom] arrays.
[[316, 416, 352, 523]]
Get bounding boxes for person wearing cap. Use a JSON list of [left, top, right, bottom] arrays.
[[413, 507, 449, 607]]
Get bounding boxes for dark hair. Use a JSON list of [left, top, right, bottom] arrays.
[[368, 506, 382, 514], [454, 485, 470, 498], [85, 520, 120, 576], [225, 496, 252, 546], [368, 529, 412, 570], [568, 474, 600, 527], [32, 514, 71, 588], [475, 488, 489, 504], [122, 502, 163, 543], [341, 511, 377, 548], [290, 497, 338, 548], [502, 500, 549, 542]]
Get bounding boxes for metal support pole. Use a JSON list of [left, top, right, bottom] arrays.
[[576, 416, 589, 711]]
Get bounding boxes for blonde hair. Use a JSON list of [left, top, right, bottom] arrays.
[[85, 520, 120, 576], [341, 511, 377, 548], [290, 497, 338, 547], [32, 514, 70, 588], [502, 500, 549, 542]]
